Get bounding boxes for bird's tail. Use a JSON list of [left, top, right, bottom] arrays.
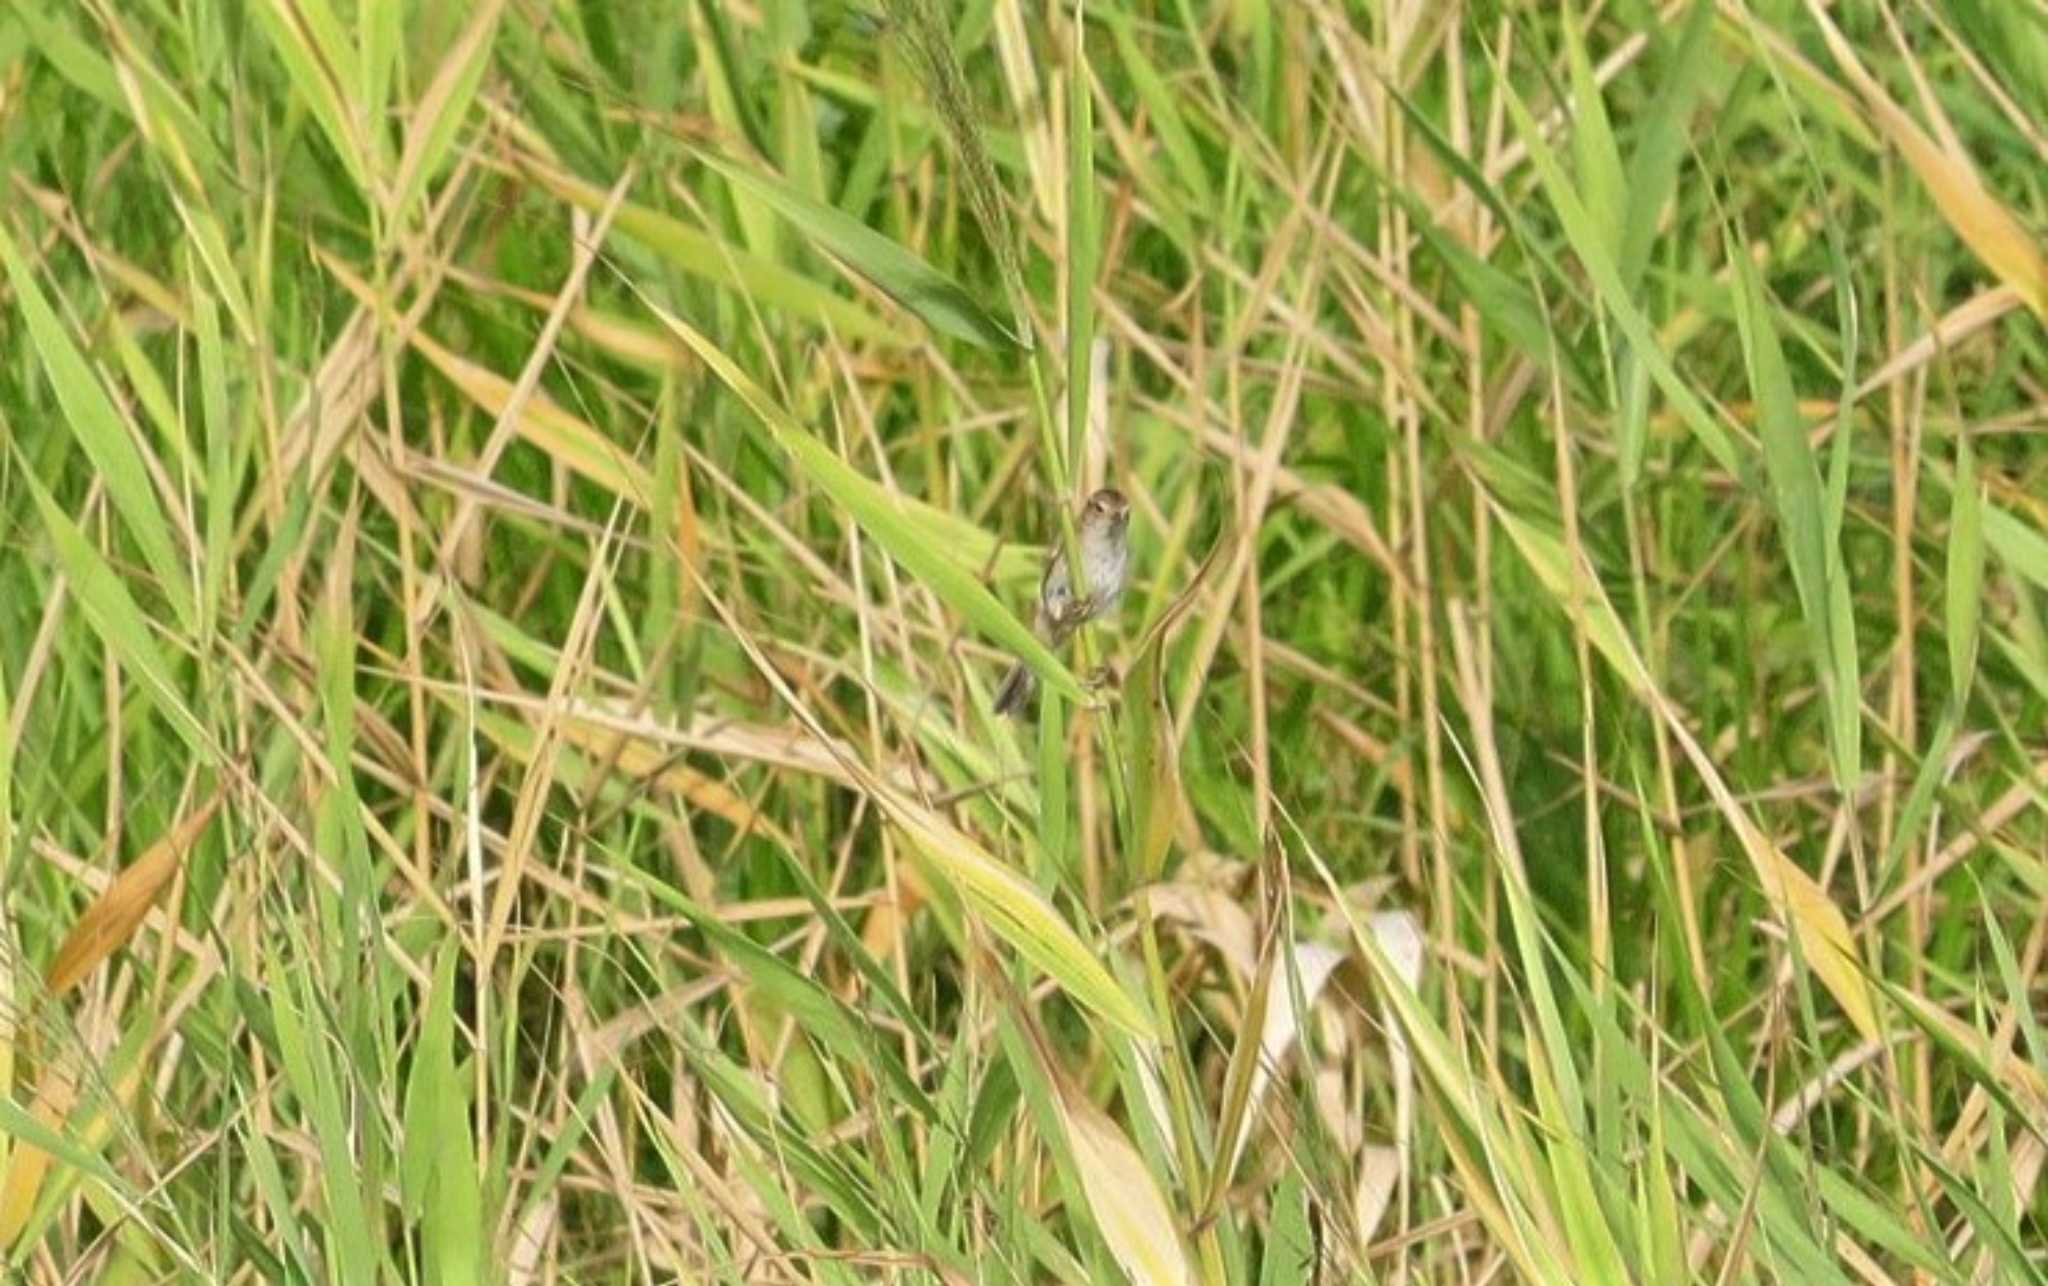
[[991, 661, 1036, 717]]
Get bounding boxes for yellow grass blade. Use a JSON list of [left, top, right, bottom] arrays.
[[1060, 1085, 1194, 1286], [1805, 0, 2048, 317]]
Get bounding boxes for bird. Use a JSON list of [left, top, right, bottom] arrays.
[[992, 487, 1132, 717]]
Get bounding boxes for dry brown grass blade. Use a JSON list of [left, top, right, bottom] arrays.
[[251, 147, 485, 574], [1893, 987, 2048, 1121], [1169, 236, 1325, 742], [423, 675, 920, 849], [552, 706, 932, 799], [1851, 284, 2021, 404], [0, 790, 222, 1248], [1656, 701, 1880, 1044], [1141, 882, 1256, 979], [432, 164, 636, 583], [45, 791, 221, 996], [1804, 0, 2048, 317], [439, 264, 692, 371], [1861, 750, 2048, 929], [316, 247, 656, 502], [484, 512, 624, 963], [1354, 1144, 1402, 1246], [551, 714, 800, 852], [1127, 513, 1233, 881]]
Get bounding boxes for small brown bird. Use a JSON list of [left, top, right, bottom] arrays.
[[992, 487, 1132, 717]]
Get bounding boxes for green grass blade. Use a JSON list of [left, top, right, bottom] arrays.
[[247, 0, 369, 191], [0, 225, 194, 636], [891, 795, 1159, 1041], [390, 0, 503, 230], [1728, 231, 1860, 791], [1497, 74, 1740, 476], [1619, 0, 1715, 287], [188, 265, 234, 650], [1560, 1, 1624, 253], [1065, 17, 1097, 469], [525, 158, 909, 344], [401, 944, 484, 1285], [1947, 438, 1986, 700], [265, 949, 381, 1283], [1981, 502, 2048, 593], [19, 470, 208, 757], [1103, 12, 1214, 211], [664, 888, 938, 1120], [697, 151, 1020, 349]]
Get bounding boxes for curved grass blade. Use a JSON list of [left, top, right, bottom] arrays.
[[1062, 1084, 1193, 1285], [46, 793, 220, 996], [888, 790, 1159, 1042], [1807, 3, 2048, 318]]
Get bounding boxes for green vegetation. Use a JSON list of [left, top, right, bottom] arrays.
[[2, 0, 2046, 1280]]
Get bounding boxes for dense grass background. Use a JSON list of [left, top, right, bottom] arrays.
[[3, 0, 2048, 1281]]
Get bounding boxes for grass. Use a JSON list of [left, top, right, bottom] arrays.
[[1, 0, 2046, 1281]]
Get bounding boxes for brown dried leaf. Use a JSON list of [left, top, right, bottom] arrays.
[[46, 792, 220, 996]]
